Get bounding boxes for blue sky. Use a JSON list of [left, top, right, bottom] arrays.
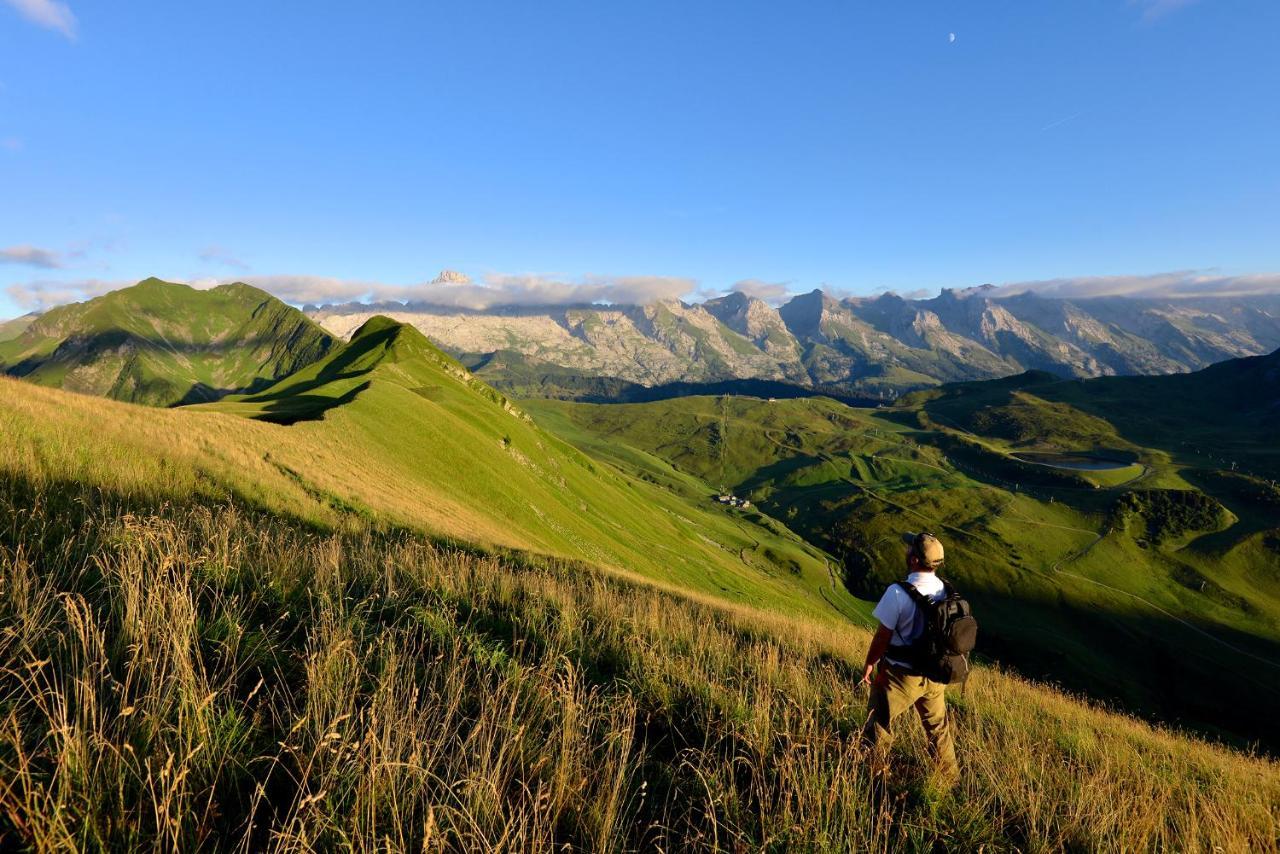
[[1, 0, 1278, 314]]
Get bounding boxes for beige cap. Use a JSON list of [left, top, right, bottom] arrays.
[[902, 531, 945, 568]]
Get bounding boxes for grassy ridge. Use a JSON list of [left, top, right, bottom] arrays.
[[0, 476, 1275, 850], [0, 279, 336, 407]]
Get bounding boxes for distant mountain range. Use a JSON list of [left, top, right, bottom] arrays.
[[307, 285, 1280, 398], [5, 279, 1280, 407]]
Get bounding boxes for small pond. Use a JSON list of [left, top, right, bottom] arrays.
[[1012, 452, 1136, 472]]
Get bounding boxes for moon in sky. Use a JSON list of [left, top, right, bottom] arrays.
[[948, 32, 956, 44]]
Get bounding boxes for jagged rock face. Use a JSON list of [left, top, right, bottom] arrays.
[[310, 298, 805, 386], [702, 292, 802, 359], [307, 290, 1280, 398], [432, 269, 471, 285]]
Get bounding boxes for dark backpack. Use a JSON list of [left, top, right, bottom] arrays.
[[892, 579, 978, 686]]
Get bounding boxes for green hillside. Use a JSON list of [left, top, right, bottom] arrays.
[[0, 277, 336, 406], [1031, 349, 1280, 478], [0, 311, 39, 342], [904, 351, 1279, 474], [4, 313, 856, 624], [527, 378, 1280, 751]]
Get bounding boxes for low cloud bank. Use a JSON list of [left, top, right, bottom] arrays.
[[8, 268, 1280, 316], [4, 278, 126, 311], [3, 272, 699, 313], [729, 279, 792, 304], [992, 270, 1280, 299], [244, 272, 697, 310]]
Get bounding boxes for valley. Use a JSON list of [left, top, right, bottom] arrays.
[[526, 355, 1280, 750]]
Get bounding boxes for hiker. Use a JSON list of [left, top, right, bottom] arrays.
[[859, 531, 972, 782]]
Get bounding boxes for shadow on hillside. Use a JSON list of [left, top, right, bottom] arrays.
[[954, 586, 1280, 755], [463, 355, 891, 408], [815, 502, 1280, 752], [740, 453, 829, 493], [175, 374, 282, 405], [4, 329, 334, 405], [224, 321, 404, 411], [249, 380, 373, 425]]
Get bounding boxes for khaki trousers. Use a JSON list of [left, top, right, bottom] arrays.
[[861, 661, 959, 780]]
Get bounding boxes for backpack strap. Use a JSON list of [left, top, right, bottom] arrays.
[[895, 580, 934, 609]]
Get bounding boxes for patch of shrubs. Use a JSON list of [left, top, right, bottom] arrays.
[[1111, 490, 1229, 544]]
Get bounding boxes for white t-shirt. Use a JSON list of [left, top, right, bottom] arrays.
[[873, 571, 946, 668]]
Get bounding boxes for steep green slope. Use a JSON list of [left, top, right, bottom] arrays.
[[4, 314, 857, 623], [526, 388, 1280, 751], [3, 463, 1276, 850], [0, 311, 40, 342], [0, 277, 336, 406]]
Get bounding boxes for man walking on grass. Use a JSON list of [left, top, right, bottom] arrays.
[[859, 531, 960, 782]]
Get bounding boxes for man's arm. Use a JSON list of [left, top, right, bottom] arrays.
[[861, 624, 895, 685]]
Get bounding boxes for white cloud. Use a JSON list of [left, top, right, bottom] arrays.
[[730, 279, 792, 305], [6, 271, 698, 312], [0, 244, 63, 268], [3, 0, 77, 39], [198, 245, 249, 271], [10, 268, 1280, 315], [991, 270, 1280, 300], [240, 272, 698, 310], [5, 277, 124, 310], [882, 287, 934, 300]]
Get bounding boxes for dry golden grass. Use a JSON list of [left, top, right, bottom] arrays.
[[0, 469, 1276, 851]]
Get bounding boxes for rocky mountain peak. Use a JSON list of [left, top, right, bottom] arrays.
[[777, 289, 835, 338], [432, 269, 471, 285]]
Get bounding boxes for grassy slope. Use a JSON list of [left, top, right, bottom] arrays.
[[0, 278, 335, 406], [1, 477, 1275, 850], [526, 392, 1280, 751], [0, 312, 38, 342], [1, 316, 858, 625]]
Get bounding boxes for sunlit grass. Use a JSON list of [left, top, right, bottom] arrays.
[[0, 478, 1274, 850]]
